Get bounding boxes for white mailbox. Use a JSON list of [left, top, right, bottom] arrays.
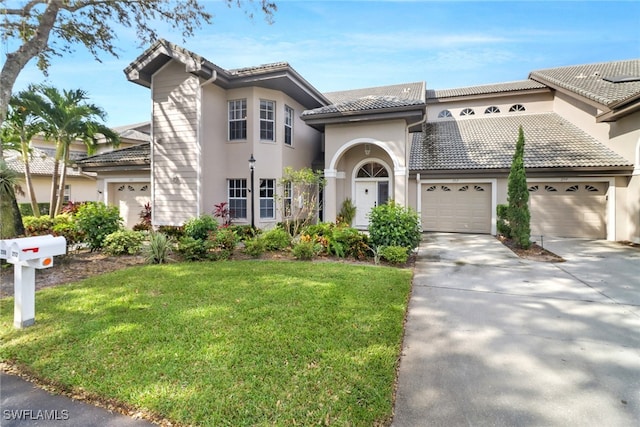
[[0, 238, 19, 260], [0, 235, 67, 328], [9, 235, 66, 267]]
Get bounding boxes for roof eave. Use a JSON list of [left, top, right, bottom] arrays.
[[411, 165, 633, 176]]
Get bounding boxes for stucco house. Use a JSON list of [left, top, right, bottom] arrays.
[[124, 40, 639, 243], [5, 122, 149, 214]]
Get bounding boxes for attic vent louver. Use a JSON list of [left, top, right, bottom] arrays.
[[603, 75, 640, 83]]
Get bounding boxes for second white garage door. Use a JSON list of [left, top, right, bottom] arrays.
[[421, 183, 492, 233], [529, 182, 607, 239]]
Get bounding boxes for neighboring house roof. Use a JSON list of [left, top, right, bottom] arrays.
[[410, 112, 633, 172], [529, 59, 640, 121], [74, 143, 151, 171], [4, 147, 88, 177], [124, 39, 329, 109], [112, 121, 151, 143], [427, 80, 548, 101]]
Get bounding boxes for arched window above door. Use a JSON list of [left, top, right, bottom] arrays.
[[357, 162, 389, 178]]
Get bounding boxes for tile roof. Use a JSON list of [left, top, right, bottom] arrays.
[[302, 82, 425, 117], [4, 148, 85, 176], [229, 62, 290, 76], [529, 59, 640, 107], [75, 143, 150, 166], [427, 80, 547, 100], [410, 113, 632, 171]]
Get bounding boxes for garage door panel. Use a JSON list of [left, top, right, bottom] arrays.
[[110, 183, 151, 229], [421, 183, 491, 234], [529, 182, 606, 239]]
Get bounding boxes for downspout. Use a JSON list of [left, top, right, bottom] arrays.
[[197, 70, 218, 216], [407, 108, 427, 209]]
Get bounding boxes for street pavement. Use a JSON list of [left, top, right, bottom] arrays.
[[392, 233, 640, 427]]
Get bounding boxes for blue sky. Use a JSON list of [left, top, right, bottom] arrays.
[[7, 0, 640, 127]]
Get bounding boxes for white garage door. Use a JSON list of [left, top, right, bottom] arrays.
[[529, 182, 607, 239], [421, 183, 492, 233], [111, 183, 151, 229]]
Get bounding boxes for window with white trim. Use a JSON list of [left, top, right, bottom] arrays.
[[63, 184, 71, 202], [260, 100, 275, 141], [228, 99, 247, 140], [438, 109, 452, 118], [460, 108, 475, 116], [284, 105, 293, 146], [485, 106, 500, 114], [283, 181, 293, 217], [228, 179, 247, 219], [260, 179, 276, 219], [509, 104, 526, 112]]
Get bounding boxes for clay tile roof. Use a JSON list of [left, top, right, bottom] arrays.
[[410, 113, 632, 171], [4, 147, 84, 176], [427, 80, 547, 100], [75, 143, 150, 166], [302, 82, 425, 117], [529, 59, 640, 107]]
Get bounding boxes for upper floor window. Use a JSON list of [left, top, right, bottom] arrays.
[[284, 105, 294, 146], [509, 104, 526, 112], [484, 106, 500, 114], [460, 108, 475, 116], [260, 100, 275, 141], [260, 179, 276, 219], [438, 109, 452, 118], [228, 99, 247, 140]]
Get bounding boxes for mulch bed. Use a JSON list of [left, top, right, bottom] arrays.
[[497, 235, 565, 262]]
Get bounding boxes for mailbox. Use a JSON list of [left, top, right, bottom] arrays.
[[9, 235, 66, 268], [0, 239, 19, 260]]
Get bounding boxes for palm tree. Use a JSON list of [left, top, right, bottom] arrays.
[[2, 93, 43, 216], [22, 85, 119, 216], [0, 161, 25, 238]]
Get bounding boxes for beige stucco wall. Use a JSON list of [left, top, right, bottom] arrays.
[[151, 60, 199, 225], [323, 120, 409, 222], [551, 92, 611, 143], [198, 84, 322, 228], [15, 175, 97, 207], [426, 91, 554, 122]]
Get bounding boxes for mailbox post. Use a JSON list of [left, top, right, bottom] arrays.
[[1, 235, 66, 328]]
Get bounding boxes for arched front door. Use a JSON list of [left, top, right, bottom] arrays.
[[354, 161, 390, 228]]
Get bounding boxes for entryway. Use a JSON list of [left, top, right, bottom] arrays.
[[354, 161, 390, 228]]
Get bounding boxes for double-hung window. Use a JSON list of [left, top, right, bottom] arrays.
[[284, 105, 293, 146], [228, 179, 247, 219], [283, 181, 293, 217], [260, 100, 275, 141], [260, 179, 276, 219], [228, 99, 247, 140]]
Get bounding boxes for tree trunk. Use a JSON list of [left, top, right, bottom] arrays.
[[55, 148, 70, 215], [49, 158, 60, 218], [21, 141, 40, 217], [0, 2, 61, 225]]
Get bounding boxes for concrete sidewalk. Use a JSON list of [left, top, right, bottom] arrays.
[[392, 233, 640, 426], [1, 372, 154, 427]]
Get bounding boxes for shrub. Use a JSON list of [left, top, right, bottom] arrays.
[[183, 215, 217, 241], [261, 228, 292, 251], [22, 215, 55, 235], [368, 201, 421, 253], [333, 226, 370, 260], [157, 225, 185, 240], [134, 202, 152, 231], [52, 215, 84, 248], [19, 203, 50, 217], [380, 246, 409, 264], [243, 237, 266, 258], [146, 232, 172, 264], [210, 227, 238, 251], [496, 204, 511, 237], [337, 198, 356, 226], [228, 225, 258, 241], [177, 236, 211, 261], [103, 230, 146, 256], [75, 202, 122, 251], [292, 240, 321, 260]]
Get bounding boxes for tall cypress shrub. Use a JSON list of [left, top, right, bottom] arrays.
[[507, 126, 531, 249]]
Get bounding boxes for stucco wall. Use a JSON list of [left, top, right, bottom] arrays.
[[15, 175, 97, 206], [199, 85, 322, 228]]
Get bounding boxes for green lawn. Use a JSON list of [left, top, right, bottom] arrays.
[[0, 261, 412, 426]]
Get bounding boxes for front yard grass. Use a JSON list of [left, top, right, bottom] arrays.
[[0, 261, 412, 426]]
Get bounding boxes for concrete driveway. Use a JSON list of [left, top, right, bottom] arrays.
[[393, 233, 640, 427]]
